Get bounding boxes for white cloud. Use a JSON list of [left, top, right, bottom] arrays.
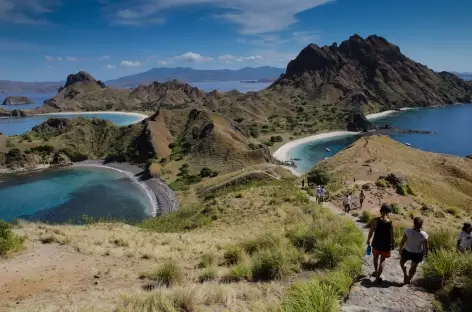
[[0, 0, 60, 24], [218, 54, 262, 63], [120, 60, 141, 67], [106, 64, 116, 69], [158, 60, 172, 66], [45, 55, 62, 61], [292, 31, 320, 44], [173, 52, 213, 63], [47, 65, 53, 68], [112, 8, 166, 26], [66, 56, 77, 61], [104, 0, 332, 34], [99, 55, 110, 60]]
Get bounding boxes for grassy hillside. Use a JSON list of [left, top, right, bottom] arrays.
[[3, 180, 363, 312]]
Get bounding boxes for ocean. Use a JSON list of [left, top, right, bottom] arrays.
[[288, 104, 472, 174]]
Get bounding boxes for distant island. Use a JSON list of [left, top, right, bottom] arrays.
[[2, 96, 34, 105], [240, 78, 275, 83]]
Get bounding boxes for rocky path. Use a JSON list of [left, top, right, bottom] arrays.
[[309, 197, 434, 312]]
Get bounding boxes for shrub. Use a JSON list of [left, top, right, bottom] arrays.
[[396, 183, 408, 196], [316, 240, 346, 269], [240, 233, 284, 255], [0, 220, 25, 256], [60, 149, 88, 162], [307, 168, 331, 186], [200, 167, 213, 178], [223, 246, 244, 265], [143, 262, 183, 286], [198, 267, 217, 282], [251, 242, 300, 281], [445, 206, 460, 216], [282, 280, 340, 312], [270, 135, 283, 143], [390, 203, 401, 214], [376, 179, 388, 188], [286, 225, 317, 252], [249, 127, 259, 138], [428, 228, 456, 252], [226, 263, 252, 282], [421, 249, 463, 291]]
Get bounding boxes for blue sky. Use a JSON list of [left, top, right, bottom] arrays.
[[1, 0, 471, 81]]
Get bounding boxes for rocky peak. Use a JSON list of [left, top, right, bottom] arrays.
[[59, 71, 106, 92]]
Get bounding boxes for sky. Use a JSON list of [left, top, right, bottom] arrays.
[[0, 0, 471, 82]]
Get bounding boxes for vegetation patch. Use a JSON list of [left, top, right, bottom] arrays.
[[0, 220, 25, 257]]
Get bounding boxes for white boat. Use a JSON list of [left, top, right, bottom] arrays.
[[326, 148, 331, 152], [405, 143, 411, 146]]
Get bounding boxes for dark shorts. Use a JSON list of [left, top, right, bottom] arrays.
[[401, 249, 424, 264]]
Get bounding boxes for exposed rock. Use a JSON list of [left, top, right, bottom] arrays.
[[2, 96, 34, 105], [62, 71, 106, 90], [31, 118, 72, 137], [345, 112, 374, 132], [466, 155, 472, 160], [0, 109, 32, 117], [274, 34, 472, 109]]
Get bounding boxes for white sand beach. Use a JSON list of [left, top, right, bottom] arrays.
[[365, 110, 397, 120], [36, 111, 149, 123], [272, 131, 358, 164]]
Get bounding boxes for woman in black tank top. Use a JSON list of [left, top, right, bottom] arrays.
[[366, 204, 394, 284]]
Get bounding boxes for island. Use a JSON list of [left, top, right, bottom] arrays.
[[2, 96, 34, 105]]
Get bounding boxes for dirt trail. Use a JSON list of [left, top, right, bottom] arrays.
[[309, 196, 434, 312]]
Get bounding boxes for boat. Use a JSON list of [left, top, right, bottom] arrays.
[[405, 143, 411, 147], [326, 148, 331, 152]]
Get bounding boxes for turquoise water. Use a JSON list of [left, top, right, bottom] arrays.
[[289, 104, 472, 174], [0, 167, 150, 223], [1, 91, 56, 110], [0, 113, 142, 136]]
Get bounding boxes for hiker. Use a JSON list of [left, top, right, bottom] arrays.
[[301, 179, 305, 189], [319, 186, 326, 204], [316, 185, 321, 203], [366, 204, 394, 284], [359, 190, 365, 209], [457, 222, 472, 253], [400, 217, 429, 284], [343, 193, 351, 213]]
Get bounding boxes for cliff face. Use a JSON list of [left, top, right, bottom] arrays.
[[273, 34, 472, 111]]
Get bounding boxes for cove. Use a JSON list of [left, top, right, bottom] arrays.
[[0, 112, 145, 136], [287, 104, 472, 174], [0, 166, 151, 223]]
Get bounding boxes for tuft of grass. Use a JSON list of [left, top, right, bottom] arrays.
[[141, 262, 183, 287], [250, 241, 300, 281], [282, 280, 340, 312], [240, 233, 284, 255], [376, 179, 388, 188], [428, 228, 456, 252], [286, 224, 317, 252], [445, 206, 460, 216], [390, 203, 401, 214], [359, 211, 375, 225], [224, 263, 252, 282], [198, 267, 218, 283], [199, 252, 216, 268], [223, 245, 244, 265], [421, 249, 463, 291], [0, 220, 25, 256]]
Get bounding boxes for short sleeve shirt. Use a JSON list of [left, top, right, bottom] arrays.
[[404, 228, 428, 253], [457, 231, 472, 249]]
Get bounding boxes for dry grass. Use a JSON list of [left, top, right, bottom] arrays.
[[12, 180, 362, 311]]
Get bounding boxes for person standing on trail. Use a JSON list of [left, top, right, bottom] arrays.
[[301, 179, 305, 189], [316, 185, 321, 203], [366, 204, 394, 284], [343, 193, 351, 213], [457, 222, 472, 253], [320, 186, 326, 204], [359, 190, 366, 209], [399, 217, 429, 285]]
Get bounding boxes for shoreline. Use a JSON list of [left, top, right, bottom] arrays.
[[35, 111, 149, 123], [272, 130, 359, 164], [365, 107, 414, 120]]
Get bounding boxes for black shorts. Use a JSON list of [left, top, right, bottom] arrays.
[[401, 249, 424, 264]]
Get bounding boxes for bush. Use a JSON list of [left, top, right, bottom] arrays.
[[249, 127, 259, 138], [60, 148, 88, 162], [396, 183, 408, 196], [270, 135, 283, 143], [240, 233, 284, 255], [445, 206, 460, 216], [283, 280, 340, 312], [0, 220, 25, 256], [223, 246, 244, 265], [307, 168, 331, 186], [225, 263, 252, 282], [143, 262, 183, 286], [287, 225, 317, 252], [200, 167, 213, 178]]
